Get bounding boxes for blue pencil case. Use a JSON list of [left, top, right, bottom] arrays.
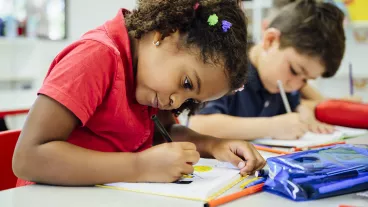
[[264, 144, 368, 201]]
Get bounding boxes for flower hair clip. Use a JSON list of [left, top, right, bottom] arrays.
[[207, 14, 232, 32], [193, 2, 200, 10], [207, 14, 219, 26], [222, 20, 232, 32], [234, 85, 244, 93]]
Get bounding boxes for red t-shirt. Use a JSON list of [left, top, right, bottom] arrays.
[[16, 9, 158, 187]]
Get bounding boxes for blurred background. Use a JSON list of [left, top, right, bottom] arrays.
[[0, 0, 367, 130]]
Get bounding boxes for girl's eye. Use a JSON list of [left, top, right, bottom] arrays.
[[186, 98, 200, 104], [290, 66, 298, 76], [183, 77, 193, 90]]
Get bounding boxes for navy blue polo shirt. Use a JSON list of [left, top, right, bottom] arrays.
[[198, 64, 301, 117]]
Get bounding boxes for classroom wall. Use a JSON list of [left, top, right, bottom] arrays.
[[1, 0, 367, 129], [1, 0, 136, 129], [68, 0, 136, 40], [1, 0, 137, 89]]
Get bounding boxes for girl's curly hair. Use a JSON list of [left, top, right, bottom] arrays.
[[125, 0, 248, 116]]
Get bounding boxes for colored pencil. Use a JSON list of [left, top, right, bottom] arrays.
[[239, 177, 260, 189], [291, 141, 346, 152], [254, 145, 292, 155], [204, 183, 264, 207]]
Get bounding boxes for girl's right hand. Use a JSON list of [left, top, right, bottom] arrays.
[[136, 142, 200, 183]]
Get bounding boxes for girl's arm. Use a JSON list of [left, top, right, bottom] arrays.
[[13, 95, 141, 186]]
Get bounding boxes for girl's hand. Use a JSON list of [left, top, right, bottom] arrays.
[[209, 140, 266, 175], [136, 142, 200, 183]]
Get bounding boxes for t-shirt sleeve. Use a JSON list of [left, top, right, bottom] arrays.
[[197, 96, 231, 115], [38, 40, 117, 126]]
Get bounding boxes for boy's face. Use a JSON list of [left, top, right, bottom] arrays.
[[256, 29, 325, 93], [135, 32, 229, 110]]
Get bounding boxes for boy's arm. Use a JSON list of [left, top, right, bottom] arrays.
[[13, 95, 143, 186], [300, 84, 325, 110], [300, 84, 363, 110], [189, 114, 274, 141], [300, 83, 325, 100]]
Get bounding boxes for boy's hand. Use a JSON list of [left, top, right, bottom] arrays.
[[209, 140, 266, 175], [306, 120, 335, 134], [298, 105, 335, 134], [269, 113, 308, 140], [136, 142, 200, 183]]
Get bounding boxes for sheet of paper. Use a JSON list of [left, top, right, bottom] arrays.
[[335, 126, 368, 137], [253, 126, 367, 148], [104, 159, 240, 200], [253, 131, 343, 147]]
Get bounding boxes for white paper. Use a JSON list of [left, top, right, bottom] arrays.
[[253, 126, 367, 148], [104, 159, 241, 200]]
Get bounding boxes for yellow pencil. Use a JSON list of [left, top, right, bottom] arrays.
[[239, 177, 260, 189]]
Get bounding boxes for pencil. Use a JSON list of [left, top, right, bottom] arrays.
[[151, 115, 173, 142], [239, 177, 260, 189], [255, 169, 269, 178], [277, 80, 292, 113], [204, 183, 264, 207], [254, 145, 291, 155], [291, 141, 346, 152], [349, 62, 354, 96]]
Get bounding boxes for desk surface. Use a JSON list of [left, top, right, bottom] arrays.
[[0, 136, 367, 207], [1, 183, 367, 207]]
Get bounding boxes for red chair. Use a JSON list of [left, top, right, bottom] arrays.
[[0, 109, 29, 131], [0, 130, 21, 190], [0, 109, 29, 119]]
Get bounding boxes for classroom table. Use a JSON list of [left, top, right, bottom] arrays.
[[1, 136, 367, 207]]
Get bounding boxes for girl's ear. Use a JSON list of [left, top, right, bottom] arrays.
[[153, 30, 181, 47], [152, 31, 163, 46]]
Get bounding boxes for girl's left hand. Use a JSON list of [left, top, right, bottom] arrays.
[[210, 140, 266, 175]]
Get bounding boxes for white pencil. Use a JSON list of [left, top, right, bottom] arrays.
[[277, 80, 292, 113]]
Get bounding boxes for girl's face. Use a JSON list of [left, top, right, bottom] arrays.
[[134, 32, 230, 110]]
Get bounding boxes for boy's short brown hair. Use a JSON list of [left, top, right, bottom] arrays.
[[269, 0, 346, 78]]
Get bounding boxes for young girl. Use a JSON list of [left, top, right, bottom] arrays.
[[13, 0, 265, 186]]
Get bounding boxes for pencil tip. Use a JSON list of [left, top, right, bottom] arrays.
[[204, 203, 210, 207]]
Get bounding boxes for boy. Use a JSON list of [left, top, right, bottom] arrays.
[[189, 0, 346, 140], [265, 0, 362, 110]]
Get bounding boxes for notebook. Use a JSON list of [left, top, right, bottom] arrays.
[[253, 126, 367, 148], [99, 159, 244, 201]]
